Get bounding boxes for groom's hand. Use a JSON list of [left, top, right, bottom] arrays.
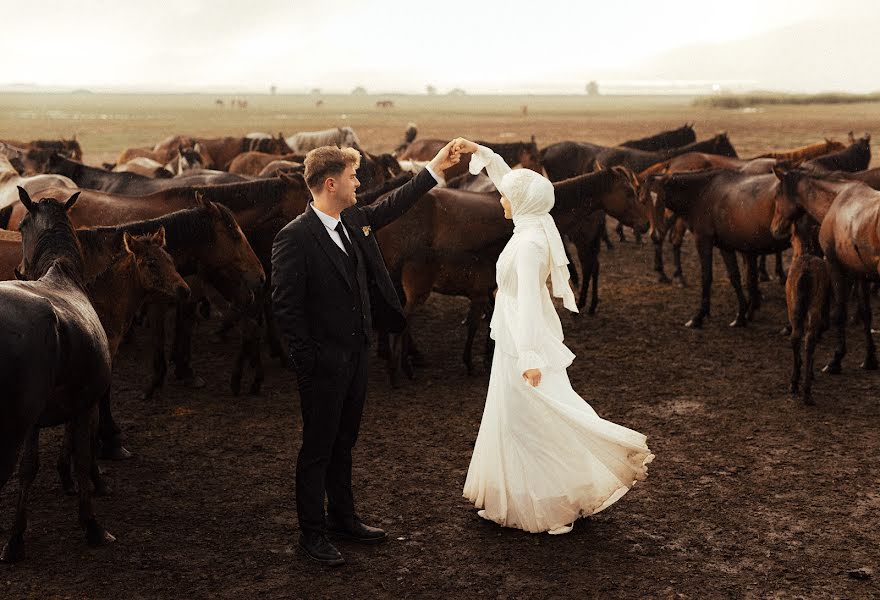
[[427, 139, 462, 173], [523, 369, 542, 387]]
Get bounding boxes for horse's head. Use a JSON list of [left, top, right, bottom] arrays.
[[597, 165, 649, 235], [63, 139, 83, 161], [277, 171, 312, 221], [191, 195, 265, 305], [635, 172, 667, 243], [518, 138, 543, 174], [713, 132, 738, 158], [341, 127, 361, 149], [17, 187, 82, 280], [770, 164, 806, 240], [122, 227, 190, 301], [175, 144, 204, 173]]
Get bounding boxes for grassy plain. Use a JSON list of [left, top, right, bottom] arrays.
[[1, 92, 879, 167]]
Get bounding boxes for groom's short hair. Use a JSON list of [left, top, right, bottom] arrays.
[[304, 146, 361, 190]]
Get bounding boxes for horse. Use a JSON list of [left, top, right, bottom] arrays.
[[619, 123, 696, 152], [647, 168, 789, 328], [376, 167, 650, 384], [398, 138, 542, 180], [542, 134, 738, 182], [155, 134, 291, 170], [803, 134, 871, 173], [257, 160, 304, 178], [0, 138, 82, 161], [752, 139, 846, 161], [43, 153, 250, 195], [0, 188, 113, 562], [0, 154, 78, 209], [769, 167, 880, 375], [228, 151, 301, 176], [784, 219, 831, 406], [112, 157, 173, 178], [392, 122, 418, 156], [285, 126, 361, 153]]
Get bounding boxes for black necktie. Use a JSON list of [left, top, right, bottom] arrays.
[[335, 222, 358, 266]]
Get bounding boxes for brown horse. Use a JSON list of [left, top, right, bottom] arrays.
[[55, 228, 190, 490], [378, 168, 650, 383], [0, 138, 82, 161], [257, 160, 304, 178], [785, 220, 831, 406], [620, 123, 697, 152], [157, 134, 292, 170], [769, 167, 880, 374], [228, 151, 302, 176], [753, 139, 845, 161], [0, 188, 113, 562], [398, 138, 542, 179], [648, 168, 789, 328]]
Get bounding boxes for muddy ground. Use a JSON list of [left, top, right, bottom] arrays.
[[2, 230, 879, 599]]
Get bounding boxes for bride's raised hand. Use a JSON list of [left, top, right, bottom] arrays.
[[522, 369, 542, 387], [452, 137, 479, 154]]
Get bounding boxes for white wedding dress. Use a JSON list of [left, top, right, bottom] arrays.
[[462, 146, 654, 533]]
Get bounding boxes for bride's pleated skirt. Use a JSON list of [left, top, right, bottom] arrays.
[[463, 347, 654, 533]]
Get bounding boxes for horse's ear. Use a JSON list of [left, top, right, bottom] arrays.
[[122, 231, 135, 255], [152, 225, 167, 248], [64, 191, 80, 211], [13, 266, 26, 281], [594, 162, 603, 171], [865, 133, 871, 143], [848, 131, 855, 143], [178, 144, 184, 153], [194, 191, 205, 206], [771, 164, 786, 181], [17, 186, 35, 212], [530, 134, 536, 144]]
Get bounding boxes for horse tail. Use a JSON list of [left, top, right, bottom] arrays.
[[0, 205, 11, 229]]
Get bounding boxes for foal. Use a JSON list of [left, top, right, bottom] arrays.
[[785, 222, 831, 405]]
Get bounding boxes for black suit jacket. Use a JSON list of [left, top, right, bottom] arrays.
[[271, 168, 437, 374]]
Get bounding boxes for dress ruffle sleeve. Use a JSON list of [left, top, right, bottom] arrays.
[[514, 240, 549, 374]]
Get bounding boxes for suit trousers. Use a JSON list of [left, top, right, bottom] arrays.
[[295, 343, 369, 535]]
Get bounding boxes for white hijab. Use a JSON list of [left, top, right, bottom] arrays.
[[468, 145, 578, 313]]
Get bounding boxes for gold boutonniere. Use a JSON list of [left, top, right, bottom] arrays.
[[362, 225, 371, 237]]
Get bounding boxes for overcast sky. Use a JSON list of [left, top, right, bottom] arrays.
[[4, 0, 874, 93]]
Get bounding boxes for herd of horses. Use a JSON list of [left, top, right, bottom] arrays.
[[0, 120, 877, 561]]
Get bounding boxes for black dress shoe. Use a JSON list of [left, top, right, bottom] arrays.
[[327, 517, 387, 545], [298, 532, 345, 566]]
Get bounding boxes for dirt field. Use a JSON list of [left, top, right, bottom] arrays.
[[2, 95, 880, 599]]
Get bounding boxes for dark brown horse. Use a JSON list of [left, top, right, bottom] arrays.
[[0, 138, 82, 161], [0, 188, 113, 562], [803, 134, 871, 172], [398, 138, 542, 179], [620, 123, 696, 152], [769, 167, 880, 374], [157, 134, 292, 170], [228, 151, 302, 176], [648, 168, 789, 328]]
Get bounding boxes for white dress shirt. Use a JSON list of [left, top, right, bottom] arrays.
[[310, 165, 443, 254]]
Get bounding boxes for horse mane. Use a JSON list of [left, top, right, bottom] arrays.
[[26, 201, 85, 284], [188, 177, 297, 210], [552, 169, 620, 212], [356, 172, 414, 205]]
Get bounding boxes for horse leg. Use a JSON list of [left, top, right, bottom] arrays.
[[563, 239, 580, 286], [720, 249, 748, 327], [823, 265, 849, 374], [671, 219, 688, 287], [1, 428, 39, 563], [775, 251, 787, 285], [745, 252, 762, 321], [802, 331, 818, 405], [614, 221, 626, 242], [143, 303, 167, 400], [462, 299, 483, 375], [575, 235, 598, 313], [685, 235, 713, 329], [73, 405, 115, 548], [600, 223, 613, 250], [789, 323, 803, 396], [653, 237, 671, 284], [97, 389, 131, 461], [171, 299, 204, 389], [589, 252, 600, 316], [57, 424, 76, 495], [757, 254, 770, 282], [859, 280, 878, 370], [246, 312, 265, 396]]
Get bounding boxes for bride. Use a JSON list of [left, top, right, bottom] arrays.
[[454, 138, 654, 535]]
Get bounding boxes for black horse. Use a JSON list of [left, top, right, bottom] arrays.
[[620, 123, 697, 152], [803, 133, 871, 173], [0, 187, 114, 562]]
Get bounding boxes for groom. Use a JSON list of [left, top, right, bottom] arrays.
[[271, 140, 460, 566]]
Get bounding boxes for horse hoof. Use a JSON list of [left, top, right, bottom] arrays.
[[860, 357, 878, 370], [789, 382, 799, 395], [99, 445, 133, 461], [803, 394, 815, 406], [181, 375, 206, 389], [758, 273, 770, 283], [86, 522, 116, 547], [780, 325, 792, 336], [729, 317, 747, 328], [410, 353, 426, 368], [63, 483, 77, 496], [0, 537, 24, 563], [588, 306, 598, 316], [674, 277, 687, 288], [94, 481, 113, 497], [230, 377, 242, 396], [822, 363, 842, 375], [684, 319, 702, 329], [657, 274, 672, 284], [248, 382, 262, 396]]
